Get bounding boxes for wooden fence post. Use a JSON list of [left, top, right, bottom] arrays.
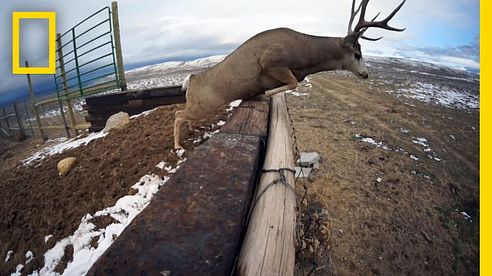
[[25, 62, 47, 141], [111, 1, 128, 91], [23, 100, 34, 135], [13, 101, 25, 137], [55, 34, 75, 138]]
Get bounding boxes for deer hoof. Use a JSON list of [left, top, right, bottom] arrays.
[[174, 144, 184, 150]]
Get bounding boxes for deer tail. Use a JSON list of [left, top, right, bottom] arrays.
[[182, 74, 193, 92]]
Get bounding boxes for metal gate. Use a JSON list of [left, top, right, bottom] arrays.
[[54, 6, 120, 101], [27, 2, 127, 140]]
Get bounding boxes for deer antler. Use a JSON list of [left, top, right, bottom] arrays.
[[347, 0, 406, 41], [347, 0, 364, 34]]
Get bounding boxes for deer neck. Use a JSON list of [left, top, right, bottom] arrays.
[[315, 36, 346, 71], [294, 36, 345, 78]]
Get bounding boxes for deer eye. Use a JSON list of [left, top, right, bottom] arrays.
[[354, 53, 361, 61]]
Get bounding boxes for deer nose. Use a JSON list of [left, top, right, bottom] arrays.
[[359, 72, 369, 79]]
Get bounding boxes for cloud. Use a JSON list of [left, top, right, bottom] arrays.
[[412, 36, 479, 62], [364, 37, 479, 70]]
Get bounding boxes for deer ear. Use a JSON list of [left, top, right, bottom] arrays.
[[343, 32, 361, 47]]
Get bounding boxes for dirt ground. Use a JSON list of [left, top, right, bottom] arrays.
[[0, 104, 225, 275], [290, 72, 479, 275]]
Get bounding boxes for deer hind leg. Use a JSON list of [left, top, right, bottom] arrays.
[[264, 67, 299, 97]]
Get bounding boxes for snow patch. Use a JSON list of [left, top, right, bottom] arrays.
[[176, 148, 185, 158], [203, 129, 220, 140], [461, 211, 472, 221], [44, 235, 53, 243], [400, 128, 410, 134], [156, 161, 167, 170], [412, 137, 441, 162], [5, 250, 13, 262], [410, 155, 419, 161], [290, 91, 309, 97], [156, 161, 177, 174], [25, 251, 34, 264], [355, 134, 391, 151], [226, 100, 242, 112], [129, 106, 161, 119], [30, 155, 186, 275], [355, 134, 430, 162], [397, 81, 478, 110], [12, 264, 24, 276], [23, 131, 108, 166], [38, 100, 85, 120]]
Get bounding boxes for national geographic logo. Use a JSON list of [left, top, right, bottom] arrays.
[[12, 12, 56, 74]]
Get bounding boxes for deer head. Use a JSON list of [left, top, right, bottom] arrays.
[[341, 0, 406, 79]]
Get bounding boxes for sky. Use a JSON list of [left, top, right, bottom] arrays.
[[0, 0, 480, 104]]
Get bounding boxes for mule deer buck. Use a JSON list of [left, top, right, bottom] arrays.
[[174, 0, 406, 149]]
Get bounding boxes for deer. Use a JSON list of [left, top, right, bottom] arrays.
[[174, 0, 406, 149]]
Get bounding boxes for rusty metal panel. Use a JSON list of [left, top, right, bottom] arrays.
[[88, 133, 262, 276]]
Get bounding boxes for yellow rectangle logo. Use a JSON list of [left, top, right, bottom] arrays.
[[12, 12, 56, 74]]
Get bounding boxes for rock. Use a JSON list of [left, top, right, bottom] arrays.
[[297, 152, 320, 168], [295, 152, 320, 179], [57, 157, 76, 176], [103, 112, 130, 132]]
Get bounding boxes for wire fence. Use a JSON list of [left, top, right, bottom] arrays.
[[0, 99, 35, 139], [1, 2, 124, 142], [0, 97, 87, 140]]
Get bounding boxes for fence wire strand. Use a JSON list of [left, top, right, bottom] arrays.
[[285, 94, 329, 275]]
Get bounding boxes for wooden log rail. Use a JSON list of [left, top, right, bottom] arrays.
[[237, 94, 296, 275], [88, 94, 296, 275], [88, 96, 270, 275], [83, 86, 185, 131]]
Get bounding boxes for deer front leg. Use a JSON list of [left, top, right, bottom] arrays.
[[264, 67, 298, 97], [174, 110, 187, 149], [265, 85, 294, 97]]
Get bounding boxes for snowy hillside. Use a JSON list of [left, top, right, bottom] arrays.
[[125, 55, 226, 89]]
